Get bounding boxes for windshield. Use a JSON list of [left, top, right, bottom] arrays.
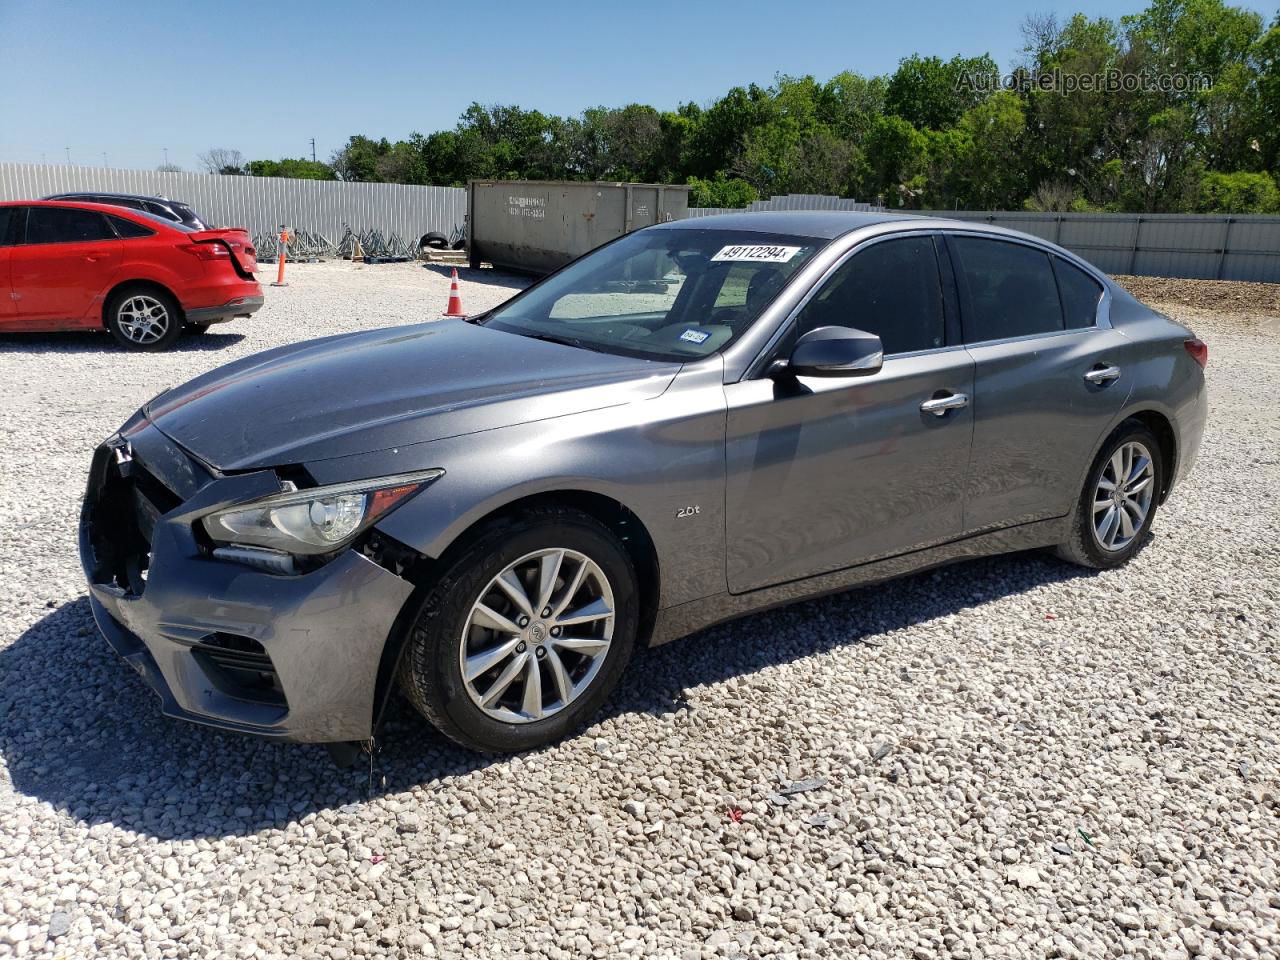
[[481, 228, 825, 361]]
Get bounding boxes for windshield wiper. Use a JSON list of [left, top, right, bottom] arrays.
[[518, 331, 599, 352]]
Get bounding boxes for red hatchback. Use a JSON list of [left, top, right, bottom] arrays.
[[0, 201, 263, 351]]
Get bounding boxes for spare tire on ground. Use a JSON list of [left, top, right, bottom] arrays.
[[420, 232, 449, 250]]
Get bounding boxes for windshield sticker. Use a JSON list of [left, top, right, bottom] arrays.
[[711, 244, 802, 263], [679, 328, 711, 344]]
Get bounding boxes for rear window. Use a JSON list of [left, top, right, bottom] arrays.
[[950, 236, 1063, 342], [172, 203, 207, 229], [26, 207, 116, 244], [1053, 257, 1104, 328], [109, 215, 155, 238]]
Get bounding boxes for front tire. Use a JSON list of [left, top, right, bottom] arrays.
[[1055, 420, 1163, 569], [397, 508, 639, 753], [105, 286, 183, 351]]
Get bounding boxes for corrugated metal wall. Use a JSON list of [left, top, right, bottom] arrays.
[[914, 211, 1280, 283], [0, 164, 467, 244], [690, 197, 1280, 283], [687, 194, 878, 218]]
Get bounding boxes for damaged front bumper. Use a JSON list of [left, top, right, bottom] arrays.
[[78, 421, 414, 743]]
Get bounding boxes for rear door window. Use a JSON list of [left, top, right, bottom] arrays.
[[950, 236, 1063, 342], [25, 207, 116, 244], [1053, 257, 1104, 328], [793, 235, 946, 355], [108, 215, 155, 239]]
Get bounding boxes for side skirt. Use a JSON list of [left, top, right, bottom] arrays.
[[648, 517, 1068, 647]]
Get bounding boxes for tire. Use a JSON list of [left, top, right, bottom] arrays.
[[397, 507, 639, 753], [185, 322, 212, 335], [1054, 419, 1164, 569], [105, 286, 183, 351]]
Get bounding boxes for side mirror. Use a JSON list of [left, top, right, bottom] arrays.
[[774, 326, 884, 378]]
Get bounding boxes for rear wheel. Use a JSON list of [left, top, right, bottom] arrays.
[[105, 286, 183, 351], [397, 508, 638, 753], [1055, 420, 1163, 569]]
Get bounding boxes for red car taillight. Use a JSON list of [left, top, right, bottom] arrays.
[[1184, 338, 1208, 369], [179, 241, 231, 261]]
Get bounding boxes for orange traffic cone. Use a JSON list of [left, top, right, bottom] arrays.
[[443, 268, 466, 317]]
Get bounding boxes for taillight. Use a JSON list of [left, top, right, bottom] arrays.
[[179, 241, 231, 261], [1184, 338, 1208, 369]]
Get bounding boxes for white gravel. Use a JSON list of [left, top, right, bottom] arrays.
[[1, 262, 1277, 960]]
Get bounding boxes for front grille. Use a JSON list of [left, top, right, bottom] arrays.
[[191, 633, 286, 707]]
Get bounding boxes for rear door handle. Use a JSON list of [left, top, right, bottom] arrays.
[[920, 392, 969, 416], [1084, 364, 1121, 384]]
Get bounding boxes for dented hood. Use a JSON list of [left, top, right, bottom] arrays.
[[145, 320, 678, 470]]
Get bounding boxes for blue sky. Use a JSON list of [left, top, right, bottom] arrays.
[[1, 0, 1272, 171]]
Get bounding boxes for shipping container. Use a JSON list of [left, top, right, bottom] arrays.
[[467, 179, 690, 274]]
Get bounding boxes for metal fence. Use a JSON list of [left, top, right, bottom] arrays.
[[688, 193, 880, 218], [915, 210, 1280, 283], [690, 195, 1280, 283], [0, 164, 467, 247]]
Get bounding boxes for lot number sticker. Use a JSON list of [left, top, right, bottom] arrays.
[[679, 328, 711, 344], [711, 244, 801, 263]]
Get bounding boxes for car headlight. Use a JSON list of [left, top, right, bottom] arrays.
[[202, 469, 444, 556]]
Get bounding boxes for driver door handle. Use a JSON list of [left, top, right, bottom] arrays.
[[1084, 364, 1121, 384], [920, 392, 969, 416]]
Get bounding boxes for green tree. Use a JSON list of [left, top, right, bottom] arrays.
[[686, 174, 759, 208], [246, 157, 335, 180], [1195, 170, 1280, 211], [885, 54, 1000, 130]]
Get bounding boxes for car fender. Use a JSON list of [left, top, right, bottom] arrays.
[[305, 360, 731, 610]]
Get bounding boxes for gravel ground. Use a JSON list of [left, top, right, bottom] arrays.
[[1, 263, 1277, 960]]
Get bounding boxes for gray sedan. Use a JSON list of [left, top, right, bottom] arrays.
[[79, 212, 1208, 756]]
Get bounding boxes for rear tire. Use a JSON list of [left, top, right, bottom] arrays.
[[397, 507, 638, 754], [1055, 419, 1164, 569], [105, 286, 183, 351]]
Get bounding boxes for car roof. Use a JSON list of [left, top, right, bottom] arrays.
[[43, 191, 186, 204], [656, 209, 927, 239], [0, 198, 183, 223]]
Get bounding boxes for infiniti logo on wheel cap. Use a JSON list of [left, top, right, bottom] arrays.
[[530, 621, 548, 642]]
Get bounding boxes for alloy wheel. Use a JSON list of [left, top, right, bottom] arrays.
[[116, 295, 171, 345], [459, 548, 615, 723], [1092, 440, 1155, 552]]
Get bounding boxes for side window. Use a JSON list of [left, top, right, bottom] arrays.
[[145, 201, 179, 222], [25, 207, 116, 244], [0, 208, 14, 246], [1053, 257, 1104, 329], [108, 215, 155, 239], [793, 236, 945, 355], [950, 236, 1063, 342]]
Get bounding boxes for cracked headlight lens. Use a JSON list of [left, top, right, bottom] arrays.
[[202, 469, 443, 555]]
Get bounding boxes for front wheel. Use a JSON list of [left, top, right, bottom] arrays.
[[1055, 420, 1164, 569], [105, 286, 183, 351], [397, 508, 638, 753]]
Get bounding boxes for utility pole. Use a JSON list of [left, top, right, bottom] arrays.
[[65, 146, 71, 165], [310, 137, 316, 162], [163, 147, 169, 166]]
